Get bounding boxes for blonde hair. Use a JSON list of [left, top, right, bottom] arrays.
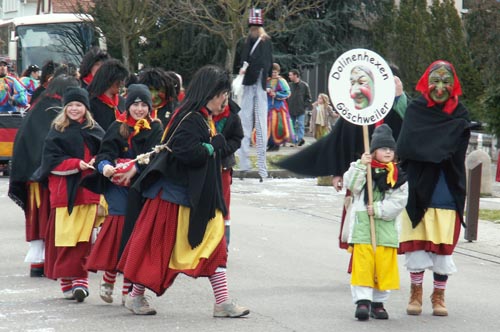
[[53, 104, 97, 132], [318, 93, 330, 105], [249, 26, 270, 41]]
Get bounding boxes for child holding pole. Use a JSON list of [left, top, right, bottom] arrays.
[[343, 124, 408, 320]]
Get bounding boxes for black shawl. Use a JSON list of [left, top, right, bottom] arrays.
[[81, 120, 163, 194], [396, 96, 471, 227], [277, 118, 374, 177], [8, 96, 63, 210], [122, 109, 226, 250], [31, 120, 105, 213]]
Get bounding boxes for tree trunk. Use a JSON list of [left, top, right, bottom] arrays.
[[121, 34, 131, 72]]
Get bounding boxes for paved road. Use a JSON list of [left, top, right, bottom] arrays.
[[1, 177, 500, 331]]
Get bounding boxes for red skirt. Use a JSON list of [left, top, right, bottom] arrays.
[[86, 215, 125, 272], [221, 169, 232, 221], [117, 196, 227, 296], [25, 184, 50, 242], [44, 210, 91, 280]]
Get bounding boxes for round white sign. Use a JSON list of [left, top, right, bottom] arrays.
[[328, 48, 395, 126]]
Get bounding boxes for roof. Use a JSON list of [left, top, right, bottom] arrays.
[[0, 13, 94, 27]]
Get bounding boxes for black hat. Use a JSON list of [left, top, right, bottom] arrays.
[[370, 124, 396, 153], [28, 64, 40, 72], [63, 87, 91, 111], [125, 84, 152, 111]]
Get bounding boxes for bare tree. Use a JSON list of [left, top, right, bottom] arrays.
[[159, 0, 323, 71], [81, 0, 163, 71]]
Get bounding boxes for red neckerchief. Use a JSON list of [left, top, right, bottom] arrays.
[[45, 93, 62, 100], [371, 160, 398, 187], [212, 104, 230, 122], [415, 60, 462, 115], [82, 74, 93, 86], [116, 112, 152, 144], [97, 93, 120, 119]]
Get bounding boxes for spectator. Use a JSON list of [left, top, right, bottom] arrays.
[[288, 68, 312, 147]]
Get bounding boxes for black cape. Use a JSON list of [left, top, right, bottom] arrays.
[[277, 118, 374, 177], [31, 120, 105, 213], [8, 95, 63, 210], [120, 109, 226, 252], [89, 96, 125, 131], [396, 96, 471, 227], [81, 120, 163, 194]]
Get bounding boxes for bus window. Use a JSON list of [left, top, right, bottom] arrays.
[[16, 22, 100, 74]]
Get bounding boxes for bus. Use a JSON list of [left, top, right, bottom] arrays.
[[0, 13, 106, 75]]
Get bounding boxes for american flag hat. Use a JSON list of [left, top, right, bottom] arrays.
[[248, 8, 263, 26]]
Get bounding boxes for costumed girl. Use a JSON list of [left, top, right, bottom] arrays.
[[9, 75, 80, 277], [343, 124, 408, 321], [84, 84, 163, 305], [117, 65, 249, 318], [31, 87, 104, 302]]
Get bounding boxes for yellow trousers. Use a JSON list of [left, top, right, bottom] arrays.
[[351, 244, 399, 290]]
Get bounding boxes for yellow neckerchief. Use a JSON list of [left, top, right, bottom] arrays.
[[371, 160, 398, 187]]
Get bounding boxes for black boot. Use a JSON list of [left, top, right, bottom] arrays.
[[370, 302, 389, 319], [355, 300, 371, 321]]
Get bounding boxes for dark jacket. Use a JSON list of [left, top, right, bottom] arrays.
[[241, 36, 273, 90], [8, 95, 63, 209], [288, 80, 312, 117], [89, 96, 126, 131], [218, 99, 243, 170], [122, 108, 226, 249]]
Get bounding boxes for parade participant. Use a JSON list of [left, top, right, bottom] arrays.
[[0, 56, 28, 112], [87, 59, 129, 130], [79, 46, 110, 89], [31, 60, 60, 104], [237, 8, 273, 181], [138, 67, 178, 128], [20, 64, 40, 102], [287, 68, 312, 147], [343, 124, 408, 320], [84, 84, 163, 305], [31, 87, 104, 302], [9, 75, 80, 277], [266, 62, 291, 152], [310, 93, 338, 139], [397, 60, 471, 317], [118, 65, 249, 318], [214, 97, 243, 248]]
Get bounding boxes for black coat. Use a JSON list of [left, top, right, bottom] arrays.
[[8, 95, 63, 209], [219, 99, 243, 169], [31, 120, 105, 213], [90, 96, 125, 131], [396, 96, 471, 227], [121, 108, 226, 251], [81, 120, 163, 194], [241, 36, 273, 90]]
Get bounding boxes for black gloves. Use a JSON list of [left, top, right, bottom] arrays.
[[210, 134, 226, 150]]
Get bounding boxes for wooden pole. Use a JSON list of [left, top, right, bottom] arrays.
[[362, 125, 377, 253]]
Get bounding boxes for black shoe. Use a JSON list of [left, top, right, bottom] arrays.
[[370, 302, 389, 319], [30, 267, 44, 278], [355, 300, 371, 321], [298, 139, 305, 146]]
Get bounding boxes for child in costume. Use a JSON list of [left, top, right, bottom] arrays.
[[84, 84, 163, 305], [32, 87, 104, 302], [343, 124, 408, 320]]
